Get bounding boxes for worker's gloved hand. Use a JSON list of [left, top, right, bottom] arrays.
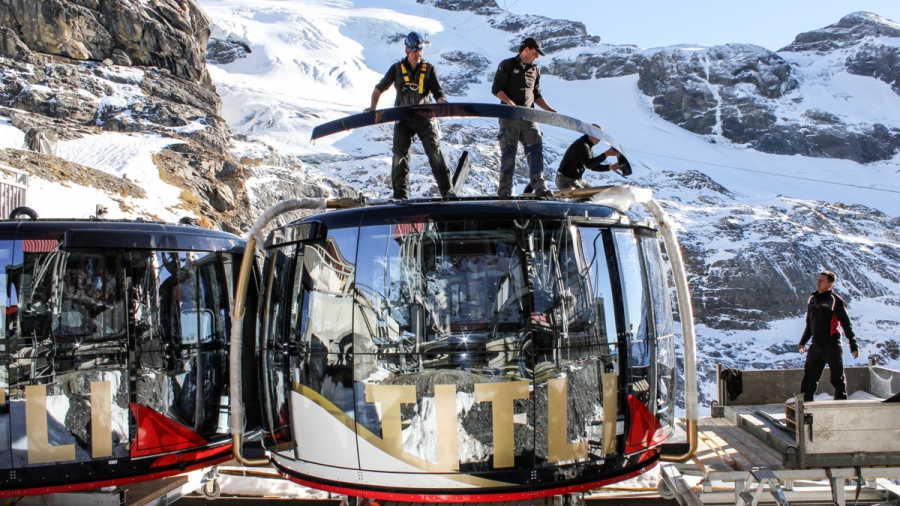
[[363, 107, 374, 113]]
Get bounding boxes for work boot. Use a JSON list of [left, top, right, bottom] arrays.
[[535, 188, 554, 199], [443, 189, 457, 200], [497, 172, 514, 198]]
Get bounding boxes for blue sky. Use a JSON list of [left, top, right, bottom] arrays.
[[487, 1, 900, 51]]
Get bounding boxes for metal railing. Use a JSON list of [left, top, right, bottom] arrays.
[[0, 162, 28, 219]]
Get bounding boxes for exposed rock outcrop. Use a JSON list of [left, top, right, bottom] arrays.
[[637, 44, 797, 139], [0, 0, 261, 231], [644, 170, 900, 330], [779, 11, 900, 53], [207, 38, 251, 65], [0, 0, 214, 88], [845, 42, 900, 94], [439, 50, 491, 96], [544, 46, 647, 80], [0, 147, 147, 200]]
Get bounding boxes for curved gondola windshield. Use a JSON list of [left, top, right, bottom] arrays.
[[263, 214, 681, 478]]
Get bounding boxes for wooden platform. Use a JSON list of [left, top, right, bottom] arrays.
[[683, 415, 785, 473]]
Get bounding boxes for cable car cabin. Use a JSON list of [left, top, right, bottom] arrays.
[[0, 219, 260, 496], [258, 198, 678, 501]]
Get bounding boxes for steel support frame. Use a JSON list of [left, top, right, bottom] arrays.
[[662, 464, 900, 506]]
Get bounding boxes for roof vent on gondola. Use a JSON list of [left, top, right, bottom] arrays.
[[179, 216, 199, 226], [8, 206, 38, 221]]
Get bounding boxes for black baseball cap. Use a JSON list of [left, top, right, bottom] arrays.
[[520, 37, 546, 55]]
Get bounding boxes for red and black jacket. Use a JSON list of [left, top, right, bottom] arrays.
[[799, 289, 858, 352]]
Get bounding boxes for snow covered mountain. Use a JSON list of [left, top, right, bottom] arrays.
[[2, 0, 899, 408]]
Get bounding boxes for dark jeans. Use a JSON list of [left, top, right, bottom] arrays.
[[391, 118, 452, 200], [800, 343, 848, 401]]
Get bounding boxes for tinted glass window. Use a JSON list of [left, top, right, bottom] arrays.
[[641, 235, 676, 429], [261, 246, 294, 445], [3, 243, 130, 467]]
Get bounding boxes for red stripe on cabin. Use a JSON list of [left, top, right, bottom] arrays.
[[22, 239, 58, 252]]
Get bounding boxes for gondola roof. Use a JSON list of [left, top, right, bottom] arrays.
[[0, 219, 244, 251]]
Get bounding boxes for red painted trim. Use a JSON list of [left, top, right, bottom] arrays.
[[130, 403, 209, 457], [149, 444, 232, 469], [0, 450, 232, 498], [275, 460, 659, 503]]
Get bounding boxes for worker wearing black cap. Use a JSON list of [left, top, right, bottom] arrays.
[[491, 37, 557, 198], [366, 31, 454, 200]]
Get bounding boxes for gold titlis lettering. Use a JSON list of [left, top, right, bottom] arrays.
[[434, 384, 459, 471], [601, 372, 618, 456], [474, 381, 529, 469], [548, 377, 588, 463], [365, 384, 417, 456], [91, 381, 113, 458], [25, 385, 76, 464]]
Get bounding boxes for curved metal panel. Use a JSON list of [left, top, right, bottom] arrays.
[[310, 103, 631, 169]]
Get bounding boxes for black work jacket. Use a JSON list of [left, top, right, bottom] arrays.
[[491, 55, 542, 107], [799, 290, 858, 352], [376, 58, 444, 106], [558, 135, 611, 179]]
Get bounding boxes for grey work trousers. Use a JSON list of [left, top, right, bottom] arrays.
[[497, 118, 546, 196]]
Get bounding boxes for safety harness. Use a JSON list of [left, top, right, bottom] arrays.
[[400, 61, 427, 94]]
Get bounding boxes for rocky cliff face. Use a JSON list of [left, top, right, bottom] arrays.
[[541, 12, 900, 165], [786, 12, 900, 99], [0, 0, 253, 232], [644, 170, 900, 331], [0, 0, 213, 87], [779, 11, 900, 53]]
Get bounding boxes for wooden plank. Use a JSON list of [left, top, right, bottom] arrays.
[[125, 474, 189, 506], [698, 419, 755, 471], [726, 411, 791, 462], [708, 417, 784, 468], [696, 428, 738, 471], [706, 418, 784, 470]]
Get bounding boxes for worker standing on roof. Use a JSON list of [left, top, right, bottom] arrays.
[[798, 270, 859, 401], [555, 127, 626, 191], [365, 31, 455, 200], [492, 37, 556, 199]]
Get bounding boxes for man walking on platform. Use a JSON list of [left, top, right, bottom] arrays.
[[798, 270, 859, 401], [492, 37, 557, 198], [366, 31, 454, 200]]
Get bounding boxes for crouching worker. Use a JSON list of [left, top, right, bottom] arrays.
[[556, 129, 627, 191], [365, 31, 455, 200]]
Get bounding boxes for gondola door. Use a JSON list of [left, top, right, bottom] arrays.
[[131, 250, 230, 457]]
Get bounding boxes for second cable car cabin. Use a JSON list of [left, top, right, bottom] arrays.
[[257, 197, 678, 500], [0, 216, 261, 496]]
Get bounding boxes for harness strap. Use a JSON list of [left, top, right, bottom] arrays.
[[400, 62, 410, 85], [418, 62, 427, 94], [400, 61, 426, 95]]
